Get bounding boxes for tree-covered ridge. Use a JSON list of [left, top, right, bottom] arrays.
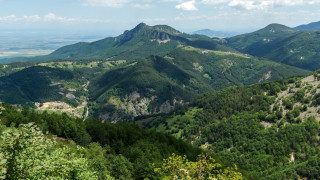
[[225, 24, 320, 71], [0, 103, 244, 179], [167, 47, 309, 89], [295, 21, 320, 31], [140, 71, 320, 179]]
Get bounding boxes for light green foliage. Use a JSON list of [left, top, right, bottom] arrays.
[[203, 73, 212, 80], [156, 153, 242, 180], [0, 123, 99, 180], [83, 142, 115, 180]]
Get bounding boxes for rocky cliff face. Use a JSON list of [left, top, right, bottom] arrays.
[[116, 23, 173, 45], [98, 91, 185, 122], [116, 23, 147, 44]]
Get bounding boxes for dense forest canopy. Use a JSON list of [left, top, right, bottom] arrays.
[[140, 71, 320, 179], [0, 103, 241, 179]]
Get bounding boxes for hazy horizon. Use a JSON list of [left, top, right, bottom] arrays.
[[1, 0, 319, 32], [1, 0, 320, 58]]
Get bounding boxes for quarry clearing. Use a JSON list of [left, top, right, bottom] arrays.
[[35, 101, 88, 119]]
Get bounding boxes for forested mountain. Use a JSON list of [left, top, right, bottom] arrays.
[[41, 23, 233, 61], [295, 21, 320, 31], [0, 45, 309, 121], [140, 70, 320, 179], [225, 23, 320, 70], [87, 46, 307, 121]]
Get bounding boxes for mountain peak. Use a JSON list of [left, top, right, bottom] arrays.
[[152, 25, 181, 35], [116, 23, 181, 44], [116, 23, 148, 44], [134, 22, 147, 30], [261, 23, 295, 33]]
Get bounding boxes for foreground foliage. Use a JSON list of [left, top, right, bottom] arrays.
[[156, 153, 242, 180], [0, 103, 242, 179], [0, 123, 100, 180]]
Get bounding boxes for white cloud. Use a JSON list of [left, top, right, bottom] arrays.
[[131, 3, 153, 8], [0, 13, 112, 24], [0, 15, 17, 21], [201, 0, 228, 5], [162, 0, 183, 2], [139, 17, 166, 22], [176, 0, 198, 11], [201, 0, 320, 10], [44, 13, 75, 22], [23, 15, 41, 22], [81, 0, 132, 7]]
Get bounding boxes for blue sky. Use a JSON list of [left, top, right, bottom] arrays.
[[1, 0, 320, 35]]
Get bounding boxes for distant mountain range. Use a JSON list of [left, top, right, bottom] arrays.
[[191, 29, 240, 38], [295, 20, 320, 31]]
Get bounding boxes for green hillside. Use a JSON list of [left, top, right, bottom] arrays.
[[226, 23, 320, 70], [225, 24, 296, 50], [139, 71, 320, 179], [88, 55, 212, 121], [167, 46, 309, 89], [88, 47, 309, 121], [0, 45, 309, 121], [0, 66, 74, 105]]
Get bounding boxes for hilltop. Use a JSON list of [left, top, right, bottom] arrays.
[[225, 23, 320, 70]]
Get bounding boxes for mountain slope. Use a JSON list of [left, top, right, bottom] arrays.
[[166, 46, 309, 89], [0, 66, 73, 105], [45, 23, 233, 61], [225, 24, 296, 52], [226, 23, 320, 70], [88, 55, 212, 121], [295, 21, 320, 31], [88, 47, 309, 121], [139, 71, 320, 179]]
